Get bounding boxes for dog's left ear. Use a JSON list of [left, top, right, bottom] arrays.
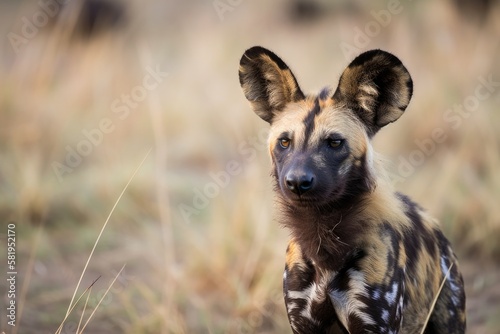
[[333, 50, 413, 137]]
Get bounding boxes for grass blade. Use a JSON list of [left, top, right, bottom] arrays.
[[61, 149, 151, 329], [419, 263, 454, 334], [55, 276, 101, 334], [78, 264, 126, 334], [76, 286, 93, 333]]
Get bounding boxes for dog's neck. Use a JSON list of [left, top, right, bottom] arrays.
[[277, 192, 368, 271], [277, 177, 401, 272]]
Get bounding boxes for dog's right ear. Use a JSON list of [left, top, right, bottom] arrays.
[[239, 46, 305, 123]]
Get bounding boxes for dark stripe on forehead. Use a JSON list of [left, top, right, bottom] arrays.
[[319, 86, 332, 100], [303, 98, 321, 147]]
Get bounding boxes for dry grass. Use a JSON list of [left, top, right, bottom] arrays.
[[0, 0, 499, 333]]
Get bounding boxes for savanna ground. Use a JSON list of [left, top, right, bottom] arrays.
[[0, 0, 499, 333]]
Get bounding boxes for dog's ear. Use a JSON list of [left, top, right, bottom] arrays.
[[239, 46, 305, 123], [333, 49, 413, 137]]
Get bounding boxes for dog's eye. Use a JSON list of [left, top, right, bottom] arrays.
[[279, 138, 291, 149], [328, 138, 344, 148]]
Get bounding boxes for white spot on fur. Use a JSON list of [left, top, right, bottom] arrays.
[[381, 309, 389, 322], [440, 255, 448, 274], [385, 282, 398, 305], [329, 269, 376, 329], [287, 301, 298, 313], [440, 255, 461, 306], [288, 284, 316, 301], [287, 272, 333, 325], [449, 280, 462, 306]]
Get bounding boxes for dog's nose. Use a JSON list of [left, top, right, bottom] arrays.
[[285, 172, 314, 195]]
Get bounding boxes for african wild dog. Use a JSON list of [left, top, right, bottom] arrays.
[[239, 47, 466, 333]]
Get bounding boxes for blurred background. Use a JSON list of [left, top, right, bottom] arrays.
[[0, 0, 499, 333]]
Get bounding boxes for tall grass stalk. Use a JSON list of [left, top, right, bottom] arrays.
[[76, 286, 93, 333], [59, 149, 151, 332], [55, 276, 101, 334], [419, 263, 454, 334], [77, 264, 126, 334]]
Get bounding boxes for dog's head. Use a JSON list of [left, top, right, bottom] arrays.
[[239, 47, 412, 206]]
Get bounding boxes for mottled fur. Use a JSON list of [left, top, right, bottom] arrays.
[[239, 46, 466, 334]]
